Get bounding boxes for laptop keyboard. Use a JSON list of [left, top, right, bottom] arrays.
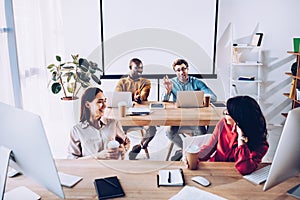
[[243, 165, 271, 185]]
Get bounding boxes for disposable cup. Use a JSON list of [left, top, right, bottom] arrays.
[[118, 101, 127, 117], [186, 145, 200, 170], [107, 140, 120, 159], [203, 94, 211, 107]]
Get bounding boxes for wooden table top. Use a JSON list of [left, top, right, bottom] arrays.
[[105, 102, 224, 126], [5, 159, 299, 199]]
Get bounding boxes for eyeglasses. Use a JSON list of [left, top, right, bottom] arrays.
[[223, 109, 230, 116], [175, 67, 188, 73]]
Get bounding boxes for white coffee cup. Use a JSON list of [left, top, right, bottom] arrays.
[[118, 101, 127, 117], [107, 140, 120, 149], [107, 140, 120, 159], [186, 145, 200, 170]]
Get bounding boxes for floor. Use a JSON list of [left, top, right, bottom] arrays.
[[124, 124, 283, 163]]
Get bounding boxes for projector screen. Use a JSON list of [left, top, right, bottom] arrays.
[[93, 0, 218, 78]]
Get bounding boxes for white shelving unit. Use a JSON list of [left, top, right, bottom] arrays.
[[230, 45, 262, 104]]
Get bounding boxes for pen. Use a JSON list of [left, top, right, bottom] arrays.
[[168, 171, 171, 183], [103, 178, 118, 188]]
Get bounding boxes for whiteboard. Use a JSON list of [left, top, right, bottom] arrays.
[[100, 0, 218, 76]]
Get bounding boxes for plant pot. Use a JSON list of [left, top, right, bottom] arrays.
[[60, 97, 80, 125]]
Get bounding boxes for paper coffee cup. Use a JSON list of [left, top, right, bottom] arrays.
[[107, 140, 120, 160], [186, 145, 200, 170], [203, 94, 211, 107], [118, 101, 127, 117], [107, 140, 120, 149]]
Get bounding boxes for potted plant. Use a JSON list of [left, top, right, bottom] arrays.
[[47, 54, 102, 100]]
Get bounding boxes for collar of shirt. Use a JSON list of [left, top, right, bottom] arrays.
[[80, 117, 107, 129], [128, 75, 141, 82]]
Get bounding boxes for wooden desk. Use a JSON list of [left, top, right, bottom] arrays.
[[5, 159, 299, 199], [105, 102, 223, 126]]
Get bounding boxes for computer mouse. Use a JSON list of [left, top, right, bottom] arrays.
[[191, 176, 210, 187]]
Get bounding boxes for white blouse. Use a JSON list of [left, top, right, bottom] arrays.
[[67, 117, 125, 159]]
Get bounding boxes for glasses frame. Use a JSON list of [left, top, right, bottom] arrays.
[[174, 66, 188, 73]]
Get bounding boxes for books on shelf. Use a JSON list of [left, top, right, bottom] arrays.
[[157, 169, 185, 187], [238, 76, 255, 81]]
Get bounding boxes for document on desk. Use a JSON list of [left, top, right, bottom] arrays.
[[169, 186, 227, 200], [127, 107, 150, 115]]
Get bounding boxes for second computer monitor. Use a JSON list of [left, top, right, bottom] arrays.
[[263, 107, 300, 192]]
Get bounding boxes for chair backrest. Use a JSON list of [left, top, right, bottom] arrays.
[[181, 134, 212, 160]]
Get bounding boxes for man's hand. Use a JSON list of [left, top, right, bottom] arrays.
[[163, 75, 173, 94], [134, 90, 142, 104]]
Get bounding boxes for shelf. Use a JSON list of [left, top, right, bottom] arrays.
[[232, 62, 263, 66], [232, 79, 262, 83], [230, 40, 262, 104], [285, 72, 300, 80], [283, 93, 290, 98], [287, 51, 300, 56], [283, 93, 300, 103], [232, 63, 263, 66], [233, 45, 261, 49]]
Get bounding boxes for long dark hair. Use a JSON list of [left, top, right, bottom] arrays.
[[79, 87, 103, 123], [227, 96, 267, 151]]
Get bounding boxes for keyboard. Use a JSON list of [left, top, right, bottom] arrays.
[[243, 165, 271, 185]]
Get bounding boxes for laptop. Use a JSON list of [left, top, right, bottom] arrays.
[[105, 91, 133, 108], [176, 91, 204, 108]]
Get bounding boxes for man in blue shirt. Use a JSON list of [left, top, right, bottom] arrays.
[[162, 58, 217, 161]]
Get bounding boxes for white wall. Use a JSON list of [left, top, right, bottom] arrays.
[[217, 0, 300, 125], [60, 0, 299, 127]]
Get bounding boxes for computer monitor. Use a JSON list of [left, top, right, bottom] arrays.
[[0, 102, 65, 199], [263, 107, 300, 197]]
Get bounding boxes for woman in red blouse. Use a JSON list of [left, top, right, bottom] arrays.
[[195, 96, 269, 175]]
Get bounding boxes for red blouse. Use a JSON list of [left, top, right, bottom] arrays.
[[198, 118, 269, 175]]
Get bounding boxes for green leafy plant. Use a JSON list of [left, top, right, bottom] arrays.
[[47, 54, 102, 100]]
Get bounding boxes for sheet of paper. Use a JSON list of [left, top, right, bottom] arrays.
[[169, 186, 227, 200]]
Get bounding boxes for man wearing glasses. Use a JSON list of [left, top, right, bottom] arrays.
[[115, 58, 157, 160], [162, 58, 217, 161]]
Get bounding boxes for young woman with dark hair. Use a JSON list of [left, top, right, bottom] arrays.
[[187, 95, 269, 175]]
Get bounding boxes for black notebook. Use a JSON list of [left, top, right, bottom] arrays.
[[94, 176, 125, 200]]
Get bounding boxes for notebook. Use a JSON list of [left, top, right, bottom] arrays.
[[176, 91, 204, 108], [157, 169, 185, 187], [105, 92, 133, 108], [94, 176, 125, 199]]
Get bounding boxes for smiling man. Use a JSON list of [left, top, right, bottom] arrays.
[[115, 58, 157, 160], [162, 58, 217, 161]]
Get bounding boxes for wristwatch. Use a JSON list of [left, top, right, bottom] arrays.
[[238, 136, 248, 143]]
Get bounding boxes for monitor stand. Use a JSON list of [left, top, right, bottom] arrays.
[[0, 146, 40, 200]]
